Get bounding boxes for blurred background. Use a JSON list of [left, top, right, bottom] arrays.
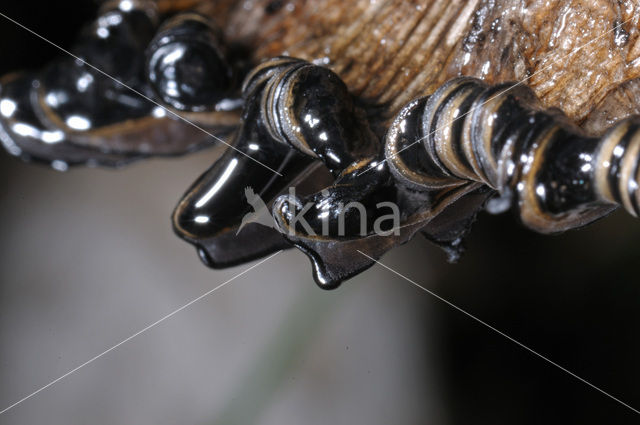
[[0, 2, 639, 424]]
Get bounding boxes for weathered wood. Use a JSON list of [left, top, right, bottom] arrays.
[[193, 0, 640, 131]]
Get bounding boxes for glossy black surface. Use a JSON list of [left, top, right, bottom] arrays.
[[267, 74, 640, 288], [172, 59, 315, 268], [2, 8, 639, 424], [273, 158, 393, 238], [171, 91, 313, 249], [146, 12, 233, 111], [172, 57, 382, 271], [0, 72, 137, 168], [0, 1, 237, 170], [0, 1, 158, 167], [2, 0, 638, 290], [266, 64, 376, 174], [385, 77, 630, 233]]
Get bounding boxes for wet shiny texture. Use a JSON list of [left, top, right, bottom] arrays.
[[147, 12, 233, 111], [254, 72, 640, 289], [3, 1, 640, 290], [0, 72, 136, 168], [0, 1, 240, 170], [171, 58, 346, 268], [0, 1, 157, 167], [384, 77, 639, 233]]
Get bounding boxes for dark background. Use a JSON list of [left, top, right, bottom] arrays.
[[0, 1, 638, 424]]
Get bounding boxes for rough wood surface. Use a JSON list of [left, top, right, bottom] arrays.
[[189, 0, 640, 132]]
